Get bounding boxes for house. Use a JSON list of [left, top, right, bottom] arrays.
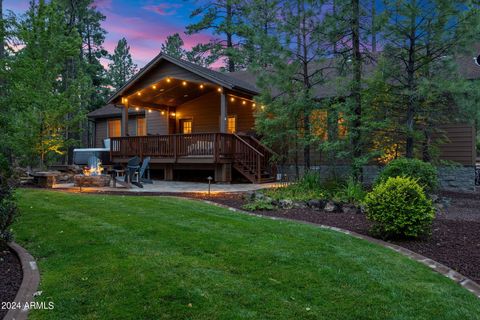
[[88, 53, 477, 185], [88, 54, 277, 183]]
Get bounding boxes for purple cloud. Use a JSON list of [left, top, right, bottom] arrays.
[[143, 3, 182, 16]]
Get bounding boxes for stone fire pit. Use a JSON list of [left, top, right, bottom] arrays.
[[74, 174, 111, 188]]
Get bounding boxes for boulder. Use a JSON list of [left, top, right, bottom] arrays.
[[342, 204, 359, 214], [324, 201, 340, 213], [307, 199, 326, 210], [279, 199, 293, 209]]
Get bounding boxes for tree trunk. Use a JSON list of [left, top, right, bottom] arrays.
[[405, 9, 417, 158], [351, 0, 363, 179], [0, 0, 4, 60], [371, 0, 376, 53], [226, 1, 235, 72]]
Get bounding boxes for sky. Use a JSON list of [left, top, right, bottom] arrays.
[[3, 0, 216, 68]]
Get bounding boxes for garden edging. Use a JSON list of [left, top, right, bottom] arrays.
[[4, 242, 40, 320], [199, 199, 480, 299]]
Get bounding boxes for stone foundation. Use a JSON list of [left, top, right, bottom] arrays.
[[74, 174, 111, 187], [278, 165, 476, 192]]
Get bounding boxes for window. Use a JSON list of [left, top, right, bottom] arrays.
[[108, 119, 121, 137], [180, 119, 192, 134], [338, 112, 347, 138], [137, 117, 146, 136], [227, 115, 236, 133], [310, 110, 328, 141]]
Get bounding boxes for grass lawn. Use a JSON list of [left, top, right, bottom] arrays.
[[13, 189, 480, 319]]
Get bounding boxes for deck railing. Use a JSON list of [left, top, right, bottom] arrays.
[[110, 133, 235, 160], [110, 133, 277, 182]]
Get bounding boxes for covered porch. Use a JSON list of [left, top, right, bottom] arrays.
[[105, 54, 276, 183]]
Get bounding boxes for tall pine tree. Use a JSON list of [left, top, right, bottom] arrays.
[[107, 38, 137, 91]]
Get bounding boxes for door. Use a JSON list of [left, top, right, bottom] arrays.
[[179, 118, 192, 134]]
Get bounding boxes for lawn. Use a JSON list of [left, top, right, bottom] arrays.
[[13, 189, 480, 320]]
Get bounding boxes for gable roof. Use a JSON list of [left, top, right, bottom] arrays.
[[107, 53, 259, 104], [87, 104, 144, 119]]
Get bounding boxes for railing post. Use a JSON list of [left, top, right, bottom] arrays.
[[257, 155, 261, 183], [173, 135, 177, 163], [214, 133, 218, 162]]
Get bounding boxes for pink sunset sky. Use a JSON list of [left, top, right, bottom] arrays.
[[3, 0, 219, 68]]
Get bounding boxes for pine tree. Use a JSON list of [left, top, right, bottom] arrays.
[[252, 0, 331, 172], [107, 38, 138, 91], [186, 0, 244, 72], [5, 0, 88, 167], [160, 33, 186, 59], [381, 0, 480, 159]]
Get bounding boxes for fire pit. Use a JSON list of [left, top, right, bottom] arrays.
[[74, 157, 111, 188]]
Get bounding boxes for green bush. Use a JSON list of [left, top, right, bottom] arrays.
[[0, 158, 17, 247], [365, 177, 435, 239], [242, 199, 275, 211], [377, 158, 438, 193], [334, 178, 366, 204]]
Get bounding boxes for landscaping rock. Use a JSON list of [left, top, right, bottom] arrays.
[[324, 201, 340, 213], [307, 199, 326, 210], [293, 201, 307, 209], [342, 204, 359, 214], [279, 199, 293, 209]]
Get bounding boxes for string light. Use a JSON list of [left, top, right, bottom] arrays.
[[152, 85, 157, 89], [230, 97, 235, 102], [182, 81, 187, 86], [261, 105, 265, 110], [171, 112, 176, 117], [137, 92, 141, 96], [252, 103, 256, 107], [135, 107, 140, 111], [148, 109, 152, 113], [161, 111, 165, 115], [199, 84, 204, 89], [166, 78, 171, 83], [217, 87, 222, 92], [242, 100, 246, 105]]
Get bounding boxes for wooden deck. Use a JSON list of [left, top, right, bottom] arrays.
[[110, 133, 277, 183]]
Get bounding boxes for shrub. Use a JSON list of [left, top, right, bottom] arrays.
[[334, 178, 366, 204], [296, 170, 322, 190], [377, 158, 438, 193], [242, 199, 275, 211], [0, 159, 17, 248], [365, 177, 435, 239]]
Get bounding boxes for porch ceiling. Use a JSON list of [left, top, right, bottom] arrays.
[[125, 77, 217, 108]]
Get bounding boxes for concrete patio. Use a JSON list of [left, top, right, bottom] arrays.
[[53, 180, 282, 194]]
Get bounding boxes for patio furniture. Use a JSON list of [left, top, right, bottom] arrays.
[[126, 156, 142, 188], [135, 157, 152, 184]]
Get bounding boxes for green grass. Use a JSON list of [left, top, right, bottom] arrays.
[[13, 189, 480, 320]]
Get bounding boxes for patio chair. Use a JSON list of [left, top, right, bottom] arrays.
[[136, 157, 152, 184], [125, 156, 142, 188]]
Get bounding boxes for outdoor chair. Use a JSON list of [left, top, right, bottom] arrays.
[[125, 156, 142, 187], [135, 157, 152, 184]]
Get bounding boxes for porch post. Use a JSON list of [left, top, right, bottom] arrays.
[[122, 99, 129, 136], [220, 90, 227, 133]]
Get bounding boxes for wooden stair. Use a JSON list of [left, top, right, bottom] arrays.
[[232, 134, 277, 183]]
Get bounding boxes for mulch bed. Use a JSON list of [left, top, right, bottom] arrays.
[[183, 192, 480, 283], [0, 247, 23, 319]]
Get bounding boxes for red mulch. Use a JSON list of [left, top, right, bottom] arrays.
[[0, 247, 23, 318]]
